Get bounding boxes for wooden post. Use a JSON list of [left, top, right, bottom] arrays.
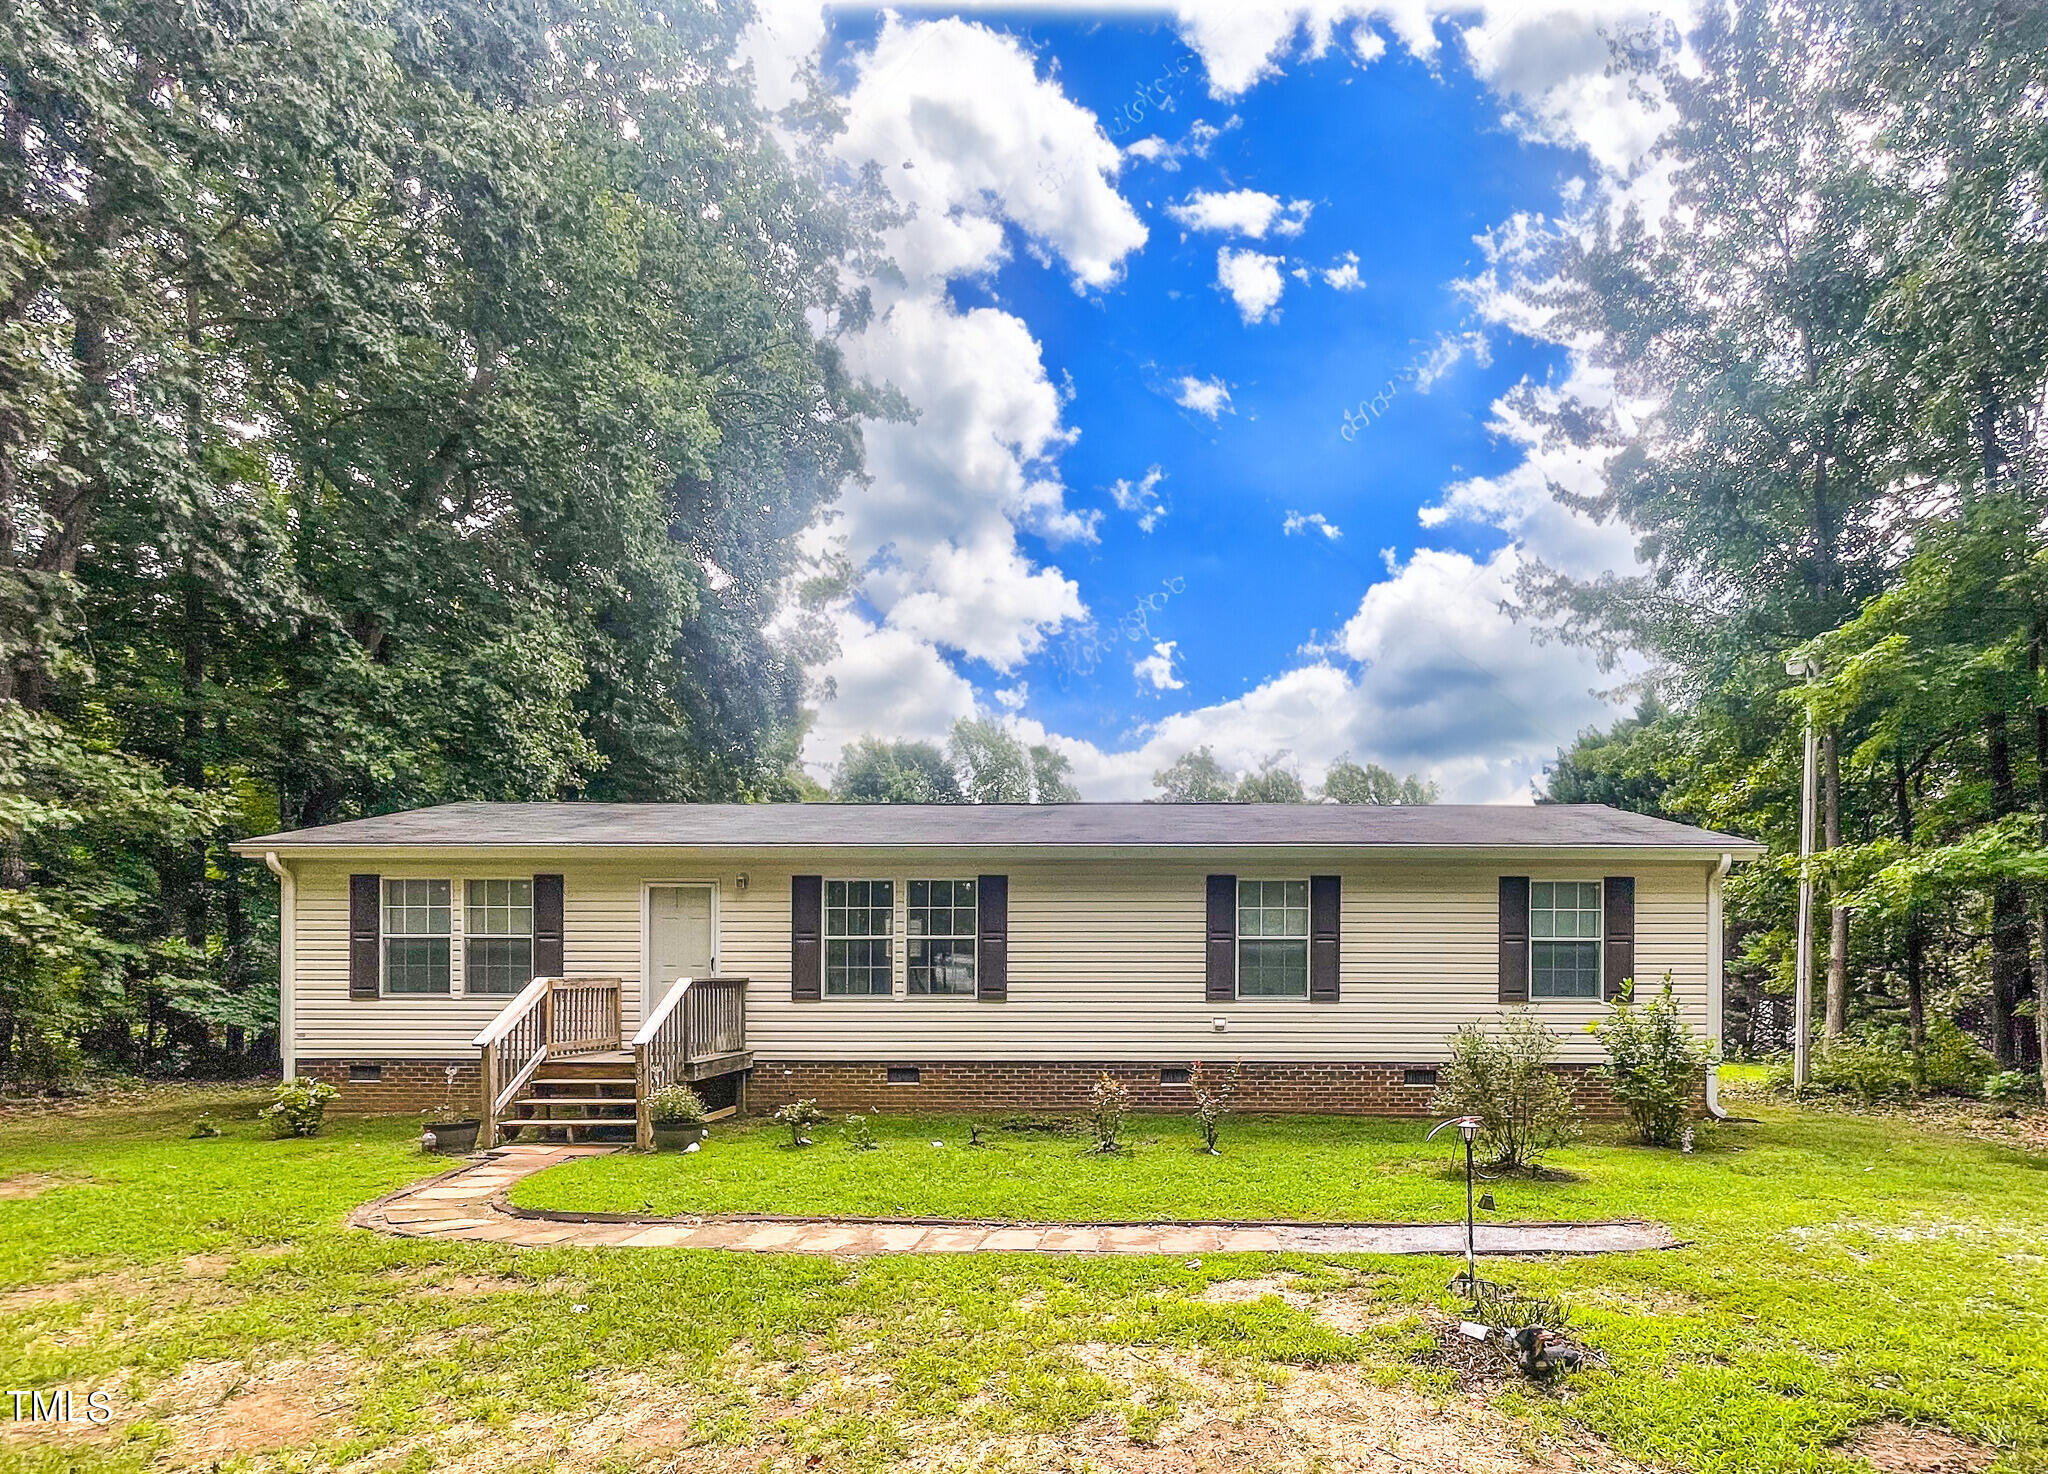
[[481, 1040, 499, 1150]]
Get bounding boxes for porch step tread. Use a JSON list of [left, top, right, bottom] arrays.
[[513, 1098, 639, 1109], [527, 1078, 637, 1087]]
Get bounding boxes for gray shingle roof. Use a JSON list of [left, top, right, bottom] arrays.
[[235, 802, 1762, 853]]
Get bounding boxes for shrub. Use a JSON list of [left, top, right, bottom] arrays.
[[1806, 1032, 1916, 1103], [1085, 1073, 1131, 1154], [1188, 1060, 1238, 1154], [261, 1076, 339, 1139], [1920, 1018, 1996, 1096], [188, 1112, 222, 1139], [845, 1112, 879, 1151], [1590, 974, 1712, 1147], [1429, 1011, 1581, 1169], [772, 1098, 828, 1147], [1981, 1070, 2042, 1116], [647, 1083, 707, 1125]]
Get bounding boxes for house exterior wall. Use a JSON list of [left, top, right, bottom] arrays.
[[280, 849, 1719, 1113]]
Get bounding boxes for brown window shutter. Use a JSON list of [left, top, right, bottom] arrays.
[[976, 874, 1008, 1001], [349, 874, 381, 999], [1309, 874, 1341, 1003], [1497, 876, 1530, 1004], [1205, 874, 1237, 1003], [791, 875, 822, 1001], [1603, 876, 1635, 1001], [532, 874, 565, 978]]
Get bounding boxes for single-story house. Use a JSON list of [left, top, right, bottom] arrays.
[[233, 802, 1762, 1144]]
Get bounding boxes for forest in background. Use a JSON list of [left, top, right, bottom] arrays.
[[4, 0, 2047, 1092]]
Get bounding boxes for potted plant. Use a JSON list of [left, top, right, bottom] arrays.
[[648, 1083, 709, 1150], [423, 1064, 481, 1154]]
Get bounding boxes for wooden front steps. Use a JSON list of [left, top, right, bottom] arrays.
[[476, 975, 753, 1149], [501, 1054, 637, 1144]]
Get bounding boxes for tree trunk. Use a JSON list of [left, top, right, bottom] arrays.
[[1894, 748, 1926, 1086], [1986, 709, 2027, 1070], [1823, 728, 1848, 1040]]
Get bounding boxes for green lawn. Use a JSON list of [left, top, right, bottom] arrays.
[[505, 1109, 1831, 1223], [2, 1089, 2044, 1474]]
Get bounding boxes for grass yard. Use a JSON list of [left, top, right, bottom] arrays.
[[1, 1089, 2044, 1474]]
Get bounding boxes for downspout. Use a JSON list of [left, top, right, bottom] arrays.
[[1705, 852, 1734, 1119], [263, 852, 295, 1080]]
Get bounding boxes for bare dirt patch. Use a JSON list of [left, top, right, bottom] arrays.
[[153, 1353, 363, 1465], [0, 1172, 88, 1199], [1197, 1276, 1313, 1309], [1842, 1421, 1995, 1474], [929, 1347, 1648, 1473]]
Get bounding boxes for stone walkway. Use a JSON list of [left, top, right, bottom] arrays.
[[350, 1145, 1681, 1256]]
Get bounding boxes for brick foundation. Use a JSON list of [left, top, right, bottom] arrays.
[[747, 1060, 1630, 1119], [299, 1058, 482, 1117]]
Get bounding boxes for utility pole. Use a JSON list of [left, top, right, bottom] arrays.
[[1788, 656, 1820, 1091]]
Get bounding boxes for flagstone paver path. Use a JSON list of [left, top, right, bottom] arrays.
[[350, 1145, 1681, 1257]]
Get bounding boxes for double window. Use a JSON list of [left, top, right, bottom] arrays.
[[1237, 879, 1308, 998], [465, 879, 534, 994], [378, 879, 534, 996], [908, 879, 976, 995], [1531, 880, 1602, 998], [382, 880, 451, 994], [825, 879, 893, 996]]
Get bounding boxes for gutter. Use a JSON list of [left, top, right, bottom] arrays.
[[1705, 851, 1735, 1120], [263, 851, 295, 1080]]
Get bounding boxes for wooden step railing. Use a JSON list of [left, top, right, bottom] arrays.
[[631, 976, 748, 1151], [474, 976, 624, 1147]]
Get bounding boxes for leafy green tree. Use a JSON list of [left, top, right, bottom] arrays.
[[948, 720, 1033, 803], [1537, 700, 1679, 819], [831, 738, 964, 804], [1235, 761, 1307, 804], [1, 0, 876, 1079], [1321, 759, 1439, 805], [1028, 744, 1081, 803], [1151, 747, 1235, 802]]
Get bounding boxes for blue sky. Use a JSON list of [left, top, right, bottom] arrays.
[[750, 3, 1668, 800]]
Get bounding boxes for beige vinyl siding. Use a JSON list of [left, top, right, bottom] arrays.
[[286, 852, 1712, 1064]]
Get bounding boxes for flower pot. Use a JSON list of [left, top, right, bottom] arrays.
[[653, 1122, 708, 1151], [425, 1119, 481, 1154]]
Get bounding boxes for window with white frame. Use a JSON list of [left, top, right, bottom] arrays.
[[1236, 879, 1308, 998], [1531, 881, 1602, 998], [465, 879, 534, 994], [382, 879, 451, 994], [908, 879, 976, 995], [825, 879, 893, 996]]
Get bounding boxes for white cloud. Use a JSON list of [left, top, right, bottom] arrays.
[[1322, 251, 1364, 290], [1108, 464, 1170, 533], [1125, 135, 1181, 168], [1135, 641, 1186, 691], [993, 683, 1029, 712], [1172, 374, 1235, 418], [802, 607, 979, 776], [1283, 510, 1343, 539], [1412, 329, 1493, 391], [1216, 246, 1287, 323], [1168, 187, 1313, 238]]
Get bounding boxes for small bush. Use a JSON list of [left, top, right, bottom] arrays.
[[188, 1112, 222, 1140], [772, 1097, 828, 1147], [647, 1083, 707, 1125], [1806, 1033, 1916, 1103], [1920, 1018, 1996, 1096], [844, 1112, 879, 1151], [1188, 1060, 1238, 1154], [261, 1076, 339, 1139], [1590, 974, 1712, 1147], [1981, 1070, 2042, 1116], [1429, 1011, 1581, 1169], [1085, 1073, 1131, 1154]]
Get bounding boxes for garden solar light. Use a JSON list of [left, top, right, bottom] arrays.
[[1427, 1115, 1486, 1295]]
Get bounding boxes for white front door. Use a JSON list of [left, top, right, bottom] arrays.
[[647, 885, 716, 1019]]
